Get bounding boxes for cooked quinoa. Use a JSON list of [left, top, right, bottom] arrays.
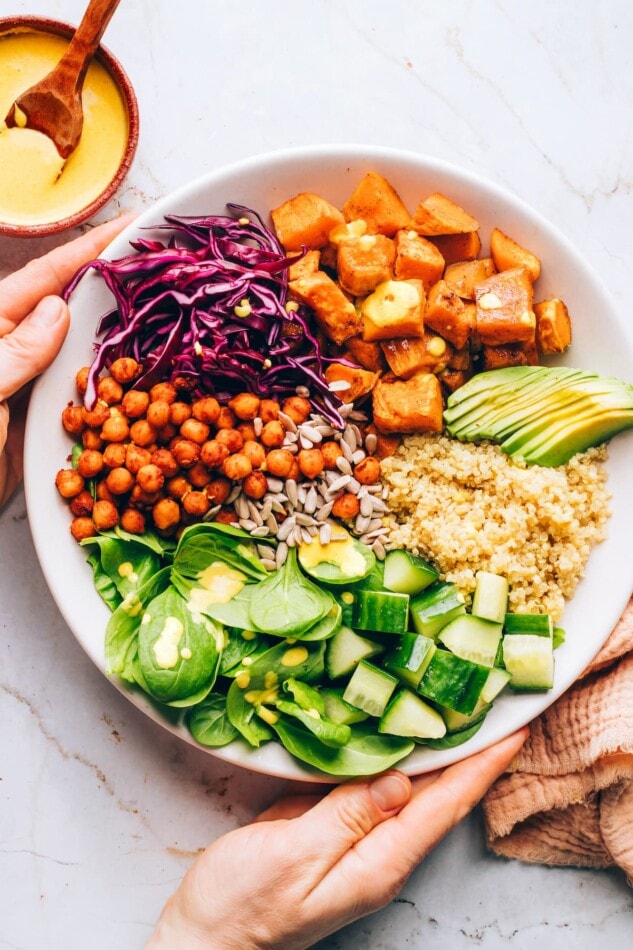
[[381, 435, 611, 622]]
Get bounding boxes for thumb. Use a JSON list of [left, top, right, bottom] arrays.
[[0, 296, 70, 402], [292, 771, 412, 871]]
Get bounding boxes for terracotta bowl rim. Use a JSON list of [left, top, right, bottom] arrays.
[[0, 14, 139, 238]]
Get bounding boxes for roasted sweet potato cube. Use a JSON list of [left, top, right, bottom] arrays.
[[361, 279, 425, 342], [324, 362, 378, 402], [438, 368, 472, 394], [344, 336, 387, 373], [372, 372, 444, 434], [364, 424, 402, 459], [289, 271, 362, 345], [287, 249, 320, 281], [481, 340, 540, 371], [271, 192, 345, 251], [535, 298, 572, 354], [410, 192, 479, 236], [490, 228, 541, 282], [425, 280, 474, 351], [337, 234, 395, 296], [429, 231, 482, 264], [444, 258, 496, 300], [448, 345, 472, 371], [342, 172, 411, 236], [474, 268, 536, 345], [381, 332, 453, 379], [393, 229, 445, 290]]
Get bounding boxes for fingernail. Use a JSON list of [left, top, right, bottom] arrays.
[[31, 297, 65, 327], [369, 772, 410, 812]]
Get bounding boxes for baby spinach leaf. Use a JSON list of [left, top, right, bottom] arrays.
[[271, 720, 414, 776], [218, 628, 263, 675], [188, 694, 240, 747], [105, 566, 172, 681], [282, 678, 324, 714], [248, 549, 335, 638], [275, 701, 351, 748], [137, 586, 222, 703], [225, 681, 274, 747], [81, 534, 162, 602], [174, 523, 268, 581], [86, 549, 121, 611], [300, 600, 342, 641]]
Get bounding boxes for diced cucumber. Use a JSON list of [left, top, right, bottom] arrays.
[[325, 625, 384, 680], [437, 614, 502, 668], [480, 666, 512, 704], [553, 626, 566, 649], [321, 687, 369, 725], [417, 649, 490, 714], [379, 689, 446, 740], [352, 588, 410, 634], [504, 613, 553, 637], [383, 550, 439, 596], [502, 633, 554, 690], [343, 660, 398, 718], [438, 698, 491, 733], [409, 581, 466, 640], [385, 633, 436, 689], [471, 571, 508, 624]]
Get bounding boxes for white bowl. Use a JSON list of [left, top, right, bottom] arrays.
[[24, 145, 633, 780]]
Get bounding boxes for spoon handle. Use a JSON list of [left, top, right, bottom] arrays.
[[54, 0, 123, 92]]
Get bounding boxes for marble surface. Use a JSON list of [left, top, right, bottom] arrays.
[[1, 0, 632, 946]]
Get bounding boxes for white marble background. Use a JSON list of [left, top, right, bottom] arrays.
[[1, 1, 632, 946]]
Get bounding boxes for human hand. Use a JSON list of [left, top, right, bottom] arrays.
[[148, 728, 527, 949], [0, 215, 134, 508]]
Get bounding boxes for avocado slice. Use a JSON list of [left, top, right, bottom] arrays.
[[444, 366, 633, 466]]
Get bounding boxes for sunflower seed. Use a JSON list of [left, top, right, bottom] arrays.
[[336, 457, 352, 476], [295, 512, 316, 527], [346, 477, 361, 494], [371, 497, 389, 514], [266, 512, 279, 533], [286, 531, 297, 547], [304, 486, 319, 514], [315, 500, 334, 522], [355, 514, 372, 534], [239, 518, 258, 532], [261, 558, 277, 571], [340, 438, 354, 462], [364, 432, 377, 454], [202, 504, 222, 522], [300, 527, 313, 544], [253, 417, 263, 437], [250, 525, 270, 538], [328, 379, 352, 392], [247, 500, 263, 525], [283, 431, 299, 444], [234, 494, 249, 519], [275, 542, 288, 568], [278, 411, 297, 433], [328, 474, 352, 493], [266, 477, 284, 493], [319, 522, 332, 545], [368, 517, 384, 532], [372, 539, 386, 560], [257, 543, 275, 559], [351, 449, 366, 465], [276, 517, 296, 542], [343, 427, 357, 452], [260, 498, 273, 521], [226, 485, 242, 505], [285, 478, 298, 506], [360, 494, 374, 518]]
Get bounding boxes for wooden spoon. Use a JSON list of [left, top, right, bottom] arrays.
[[4, 0, 122, 159]]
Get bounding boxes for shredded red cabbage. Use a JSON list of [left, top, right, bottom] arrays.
[[64, 204, 347, 427]]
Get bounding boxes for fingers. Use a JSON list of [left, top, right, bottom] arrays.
[[0, 213, 135, 336], [0, 296, 70, 403], [253, 793, 326, 823]]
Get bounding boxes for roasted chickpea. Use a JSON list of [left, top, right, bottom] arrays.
[[81, 428, 103, 450], [103, 443, 128, 469], [92, 500, 119, 530], [188, 462, 211, 488], [77, 449, 104, 479], [259, 399, 280, 422], [321, 440, 344, 469], [353, 456, 381, 485], [105, 467, 135, 496], [216, 406, 236, 429], [213, 507, 237, 525], [120, 508, 146, 534], [69, 490, 94, 517], [171, 438, 200, 469], [236, 422, 256, 442], [264, 449, 294, 478], [96, 481, 115, 503], [81, 401, 110, 428], [191, 396, 221, 424], [61, 404, 85, 436], [205, 477, 232, 505], [215, 428, 244, 454], [96, 376, 124, 405], [110, 357, 141, 384], [122, 389, 150, 419], [150, 448, 179, 478], [150, 382, 177, 405], [167, 475, 191, 500], [144, 400, 169, 430], [75, 366, 90, 396], [70, 516, 96, 541], [129, 419, 158, 447], [179, 417, 210, 444], [129, 485, 162, 508], [169, 401, 193, 427], [155, 422, 178, 445], [261, 420, 285, 448], [100, 415, 130, 443], [55, 468, 85, 499], [242, 471, 268, 500], [282, 395, 311, 424], [136, 463, 165, 494], [152, 497, 181, 530], [228, 392, 260, 421], [331, 492, 360, 520], [242, 439, 266, 469], [298, 448, 324, 480], [125, 443, 152, 474], [223, 453, 253, 481], [182, 491, 210, 516], [200, 440, 230, 469]]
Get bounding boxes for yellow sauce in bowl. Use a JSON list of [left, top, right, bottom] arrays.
[[0, 28, 130, 227]]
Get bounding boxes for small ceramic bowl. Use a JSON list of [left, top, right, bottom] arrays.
[[0, 15, 139, 238]]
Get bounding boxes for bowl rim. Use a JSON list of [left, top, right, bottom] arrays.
[[0, 14, 139, 238]]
